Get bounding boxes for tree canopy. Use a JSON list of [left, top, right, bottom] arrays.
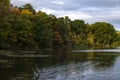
[[0, 0, 119, 49]]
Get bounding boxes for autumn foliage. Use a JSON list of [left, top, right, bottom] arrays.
[[0, 0, 119, 49]]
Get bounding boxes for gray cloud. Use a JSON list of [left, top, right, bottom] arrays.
[[11, 0, 120, 30], [37, 0, 120, 11]]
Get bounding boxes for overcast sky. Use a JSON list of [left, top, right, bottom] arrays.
[[11, 0, 120, 30]]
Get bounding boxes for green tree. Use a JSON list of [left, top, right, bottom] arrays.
[[0, 0, 10, 17], [71, 20, 88, 46], [33, 11, 53, 48], [90, 22, 118, 47], [5, 14, 34, 49], [0, 0, 11, 48]]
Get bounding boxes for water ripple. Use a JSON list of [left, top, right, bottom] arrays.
[[33, 59, 120, 80], [33, 61, 100, 80]]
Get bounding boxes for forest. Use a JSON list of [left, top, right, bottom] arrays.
[[0, 0, 120, 50]]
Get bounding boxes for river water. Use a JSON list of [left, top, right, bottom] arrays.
[[0, 47, 120, 80]]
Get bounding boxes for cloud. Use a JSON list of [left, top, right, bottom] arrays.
[[51, 1, 64, 5], [11, 0, 120, 30], [11, 0, 32, 6], [41, 8, 56, 14], [41, 8, 92, 20]]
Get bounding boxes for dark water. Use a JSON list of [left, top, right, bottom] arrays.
[[0, 48, 120, 80]]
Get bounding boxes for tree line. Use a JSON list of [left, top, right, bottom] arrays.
[[0, 0, 120, 50]]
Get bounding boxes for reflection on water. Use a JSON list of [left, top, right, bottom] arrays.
[[0, 48, 120, 80], [33, 61, 99, 80], [72, 49, 120, 52], [33, 61, 120, 80]]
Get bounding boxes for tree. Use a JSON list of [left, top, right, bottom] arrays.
[[71, 20, 88, 45], [19, 3, 36, 14], [33, 11, 53, 48], [0, 0, 11, 49], [90, 22, 118, 47], [4, 14, 34, 49], [10, 6, 20, 15], [0, 0, 10, 18]]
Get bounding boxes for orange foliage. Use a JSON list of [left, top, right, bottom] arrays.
[[54, 31, 63, 43], [10, 7, 20, 15]]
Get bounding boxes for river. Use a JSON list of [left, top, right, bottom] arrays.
[[0, 47, 120, 80]]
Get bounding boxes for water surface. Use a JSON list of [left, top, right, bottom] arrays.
[[0, 48, 120, 80]]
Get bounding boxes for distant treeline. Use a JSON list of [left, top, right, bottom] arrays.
[[0, 0, 120, 50]]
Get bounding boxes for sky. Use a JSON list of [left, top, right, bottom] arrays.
[[11, 0, 120, 31]]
